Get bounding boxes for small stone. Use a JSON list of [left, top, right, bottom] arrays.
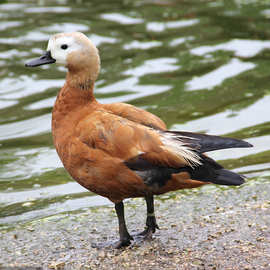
[[98, 250, 106, 258], [48, 261, 65, 269]]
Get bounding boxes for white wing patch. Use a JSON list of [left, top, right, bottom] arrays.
[[160, 132, 201, 167]]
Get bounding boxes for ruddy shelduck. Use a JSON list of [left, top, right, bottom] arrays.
[[26, 32, 252, 248]]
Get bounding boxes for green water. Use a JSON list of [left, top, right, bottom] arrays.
[[0, 0, 270, 228]]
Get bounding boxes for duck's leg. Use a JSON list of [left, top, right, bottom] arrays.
[[114, 201, 133, 248], [137, 195, 159, 239], [92, 201, 133, 249]]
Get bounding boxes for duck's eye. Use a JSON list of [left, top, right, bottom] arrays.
[[61, 44, 68, 50]]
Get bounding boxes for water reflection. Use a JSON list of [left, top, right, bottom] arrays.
[[24, 6, 71, 13], [0, 114, 51, 140], [0, 0, 270, 228], [98, 77, 171, 103], [0, 147, 61, 180], [186, 58, 255, 91], [101, 13, 144, 24], [172, 95, 270, 135], [123, 40, 162, 50], [123, 58, 179, 77], [191, 39, 270, 58]]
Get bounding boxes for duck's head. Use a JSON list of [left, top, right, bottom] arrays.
[[25, 32, 100, 81]]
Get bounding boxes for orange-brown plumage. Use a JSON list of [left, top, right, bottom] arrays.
[[52, 81, 202, 202], [26, 32, 252, 248]]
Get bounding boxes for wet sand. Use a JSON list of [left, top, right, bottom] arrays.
[[1, 177, 270, 270]]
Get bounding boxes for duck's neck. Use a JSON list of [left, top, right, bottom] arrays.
[[66, 68, 97, 97], [61, 68, 98, 104], [52, 70, 98, 129]]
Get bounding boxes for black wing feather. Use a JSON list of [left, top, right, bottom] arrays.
[[165, 131, 252, 153]]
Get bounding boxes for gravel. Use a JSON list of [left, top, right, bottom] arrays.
[[1, 177, 270, 270]]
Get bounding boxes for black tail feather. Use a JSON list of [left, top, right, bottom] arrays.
[[211, 169, 245, 186], [166, 131, 252, 153], [186, 155, 245, 186]]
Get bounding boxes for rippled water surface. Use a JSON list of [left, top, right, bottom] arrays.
[[1, 0, 270, 228]]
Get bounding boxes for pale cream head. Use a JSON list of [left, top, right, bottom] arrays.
[[47, 32, 100, 81]]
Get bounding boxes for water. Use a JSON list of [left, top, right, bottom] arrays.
[[1, 0, 270, 228]]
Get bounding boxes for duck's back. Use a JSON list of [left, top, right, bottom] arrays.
[[103, 103, 166, 131]]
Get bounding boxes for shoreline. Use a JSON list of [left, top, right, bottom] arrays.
[[1, 178, 270, 269]]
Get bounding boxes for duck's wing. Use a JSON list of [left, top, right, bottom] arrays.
[[76, 110, 199, 168], [102, 103, 166, 130], [76, 111, 251, 190]]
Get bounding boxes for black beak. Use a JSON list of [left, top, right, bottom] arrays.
[[25, 51, 56, 67]]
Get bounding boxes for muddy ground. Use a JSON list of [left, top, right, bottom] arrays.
[[1, 177, 270, 270]]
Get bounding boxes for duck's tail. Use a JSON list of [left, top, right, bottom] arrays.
[[164, 131, 252, 186], [185, 155, 245, 186]]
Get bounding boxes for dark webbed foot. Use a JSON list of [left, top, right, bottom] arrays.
[[135, 214, 159, 239], [92, 234, 134, 249], [113, 237, 133, 249]]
